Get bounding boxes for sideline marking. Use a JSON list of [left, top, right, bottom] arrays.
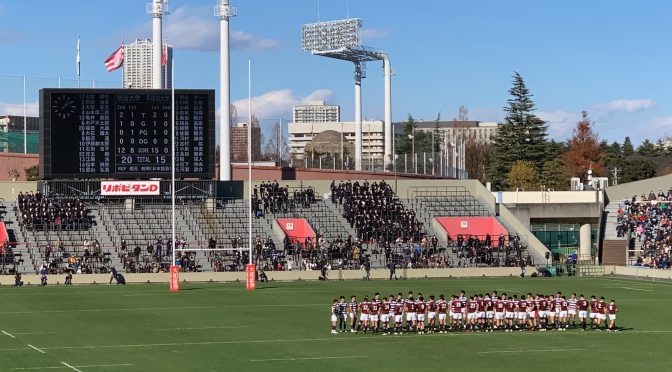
[[10, 363, 133, 371], [60, 362, 83, 372], [479, 348, 585, 354], [154, 326, 249, 331], [0, 306, 217, 315], [27, 344, 45, 354], [2, 330, 16, 339], [620, 287, 653, 292], [250, 355, 367, 362]]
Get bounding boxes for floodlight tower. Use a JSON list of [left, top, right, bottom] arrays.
[[301, 18, 392, 171], [147, 0, 170, 89], [215, 0, 237, 181]]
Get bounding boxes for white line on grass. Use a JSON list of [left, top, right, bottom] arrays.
[[12, 332, 57, 335], [479, 348, 586, 354], [27, 344, 45, 354], [2, 330, 16, 338], [620, 287, 654, 292], [154, 326, 249, 331], [10, 363, 133, 371], [0, 306, 217, 315], [250, 356, 367, 362], [60, 362, 82, 372]]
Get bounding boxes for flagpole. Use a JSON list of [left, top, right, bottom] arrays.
[[171, 56, 176, 268], [77, 36, 81, 88], [248, 59, 252, 267]]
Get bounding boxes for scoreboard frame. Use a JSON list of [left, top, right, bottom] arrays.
[[39, 88, 216, 180]]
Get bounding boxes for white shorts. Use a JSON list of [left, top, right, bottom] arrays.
[[381, 314, 390, 322], [548, 311, 556, 318], [539, 311, 547, 318], [428, 312, 436, 320], [589, 312, 596, 319], [597, 314, 606, 320], [467, 313, 477, 320], [360, 314, 369, 322], [417, 314, 426, 322], [370, 315, 379, 322], [559, 311, 568, 318], [477, 312, 485, 319], [527, 311, 536, 318], [578, 311, 587, 319], [331, 315, 337, 322], [608, 314, 616, 321], [452, 313, 463, 320], [394, 315, 403, 323], [406, 312, 417, 322], [517, 312, 526, 320], [495, 312, 505, 320], [486, 311, 494, 319], [438, 313, 447, 321], [568, 309, 577, 316], [505, 312, 514, 319]]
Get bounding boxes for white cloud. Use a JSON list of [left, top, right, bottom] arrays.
[[126, 6, 280, 52], [537, 110, 581, 139], [360, 28, 390, 40], [596, 99, 656, 114], [650, 116, 672, 129], [232, 89, 334, 121], [0, 101, 39, 117]]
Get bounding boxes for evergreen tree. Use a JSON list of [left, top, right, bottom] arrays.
[[562, 111, 605, 178], [540, 158, 567, 190], [486, 72, 549, 190], [637, 139, 656, 157], [623, 137, 634, 157]]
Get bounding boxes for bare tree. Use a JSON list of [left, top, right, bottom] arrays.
[[452, 105, 490, 182], [262, 121, 291, 166], [229, 104, 238, 127]]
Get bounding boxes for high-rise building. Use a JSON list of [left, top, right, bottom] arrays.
[[231, 123, 262, 162], [123, 39, 173, 89], [293, 101, 340, 123]]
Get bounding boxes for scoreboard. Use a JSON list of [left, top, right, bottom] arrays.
[[39, 89, 215, 179]]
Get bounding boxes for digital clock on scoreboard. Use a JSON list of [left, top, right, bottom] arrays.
[[39, 89, 215, 179]]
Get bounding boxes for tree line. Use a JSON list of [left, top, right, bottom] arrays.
[[395, 72, 670, 190]]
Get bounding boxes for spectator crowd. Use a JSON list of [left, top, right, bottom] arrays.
[[17, 192, 90, 230], [617, 189, 672, 269]]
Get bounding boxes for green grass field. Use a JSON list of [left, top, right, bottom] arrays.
[[0, 276, 670, 372]]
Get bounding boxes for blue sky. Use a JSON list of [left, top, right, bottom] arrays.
[[1, 0, 671, 145]]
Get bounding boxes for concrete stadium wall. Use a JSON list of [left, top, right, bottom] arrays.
[[605, 173, 672, 203], [0, 267, 536, 286], [602, 265, 672, 280], [0, 181, 37, 200], [0, 153, 38, 181]]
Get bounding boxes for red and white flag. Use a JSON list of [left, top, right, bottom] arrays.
[[104, 45, 124, 72], [161, 44, 167, 66]]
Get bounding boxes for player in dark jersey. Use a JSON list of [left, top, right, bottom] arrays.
[[558, 296, 569, 331], [416, 296, 427, 334], [589, 295, 598, 329], [595, 297, 607, 331], [427, 295, 437, 333], [577, 294, 588, 331], [370, 293, 382, 334], [348, 295, 359, 333], [394, 293, 404, 334], [337, 296, 348, 332], [437, 294, 448, 333], [405, 291, 417, 333], [359, 295, 371, 334], [331, 299, 339, 334]]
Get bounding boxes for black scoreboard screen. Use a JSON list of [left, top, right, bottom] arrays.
[[39, 89, 215, 179]]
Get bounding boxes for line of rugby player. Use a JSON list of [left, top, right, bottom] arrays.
[[331, 290, 619, 334]]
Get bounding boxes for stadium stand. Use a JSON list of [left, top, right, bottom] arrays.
[[1, 178, 549, 275], [616, 189, 672, 269]]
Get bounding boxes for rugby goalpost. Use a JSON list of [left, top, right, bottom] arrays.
[[170, 59, 256, 292]]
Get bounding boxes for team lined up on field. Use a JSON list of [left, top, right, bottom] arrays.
[[331, 291, 619, 334]]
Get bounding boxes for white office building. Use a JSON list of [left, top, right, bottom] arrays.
[[288, 120, 384, 161], [123, 39, 173, 89], [293, 101, 340, 123]]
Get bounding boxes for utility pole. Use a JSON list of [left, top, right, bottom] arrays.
[[611, 167, 621, 186]]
